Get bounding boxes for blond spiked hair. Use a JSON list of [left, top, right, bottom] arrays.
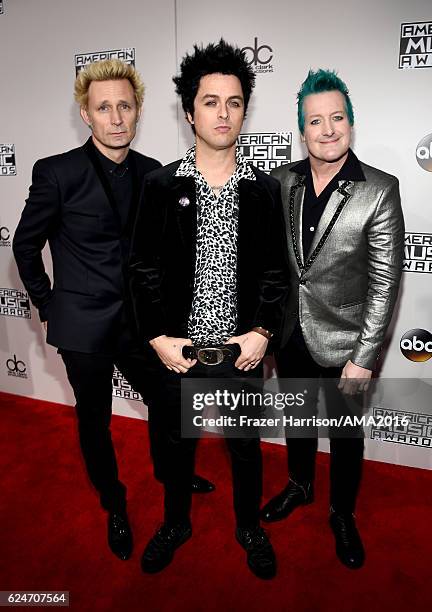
[[74, 59, 144, 108]]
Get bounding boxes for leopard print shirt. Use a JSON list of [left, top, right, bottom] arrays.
[[175, 146, 256, 345]]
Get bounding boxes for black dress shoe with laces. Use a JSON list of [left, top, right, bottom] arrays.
[[260, 479, 313, 522], [236, 526, 276, 579], [107, 512, 133, 560], [141, 523, 192, 573], [191, 474, 216, 494], [329, 512, 365, 569]]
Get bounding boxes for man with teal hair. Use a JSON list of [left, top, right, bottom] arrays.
[[261, 69, 404, 569]]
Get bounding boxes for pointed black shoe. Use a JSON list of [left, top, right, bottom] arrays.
[[107, 512, 133, 560], [329, 512, 365, 569], [236, 527, 276, 579], [141, 523, 192, 573], [260, 479, 313, 522], [191, 474, 216, 494]]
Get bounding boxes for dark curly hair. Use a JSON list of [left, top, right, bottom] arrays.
[[173, 38, 256, 120]]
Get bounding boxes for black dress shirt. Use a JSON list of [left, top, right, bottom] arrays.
[[93, 145, 133, 231], [93, 145, 136, 352]]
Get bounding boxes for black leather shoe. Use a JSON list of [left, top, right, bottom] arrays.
[[236, 526, 276, 579], [107, 512, 133, 560], [329, 512, 365, 569], [191, 474, 215, 494], [260, 479, 313, 522], [141, 523, 192, 573]]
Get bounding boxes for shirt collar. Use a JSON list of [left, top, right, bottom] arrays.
[[290, 148, 366, 182], [92, 140, 130, 177], [175, 145, 256, 183]]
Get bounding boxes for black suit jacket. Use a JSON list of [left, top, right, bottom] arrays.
[[13, 138, 161, 352], [129, 159, 289, 347]]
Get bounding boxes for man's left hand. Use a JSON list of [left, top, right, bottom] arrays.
[[338, 360, 372, 395], [225, 331, 268, 371]]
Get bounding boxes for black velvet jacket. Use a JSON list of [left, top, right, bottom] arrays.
[[129, 159, 289, 347]]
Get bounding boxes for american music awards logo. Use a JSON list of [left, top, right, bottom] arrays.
[[112, 367, 142, 401], [241, 38, 274, 74], [0, 144, 16, 176], [370, 407, 432, 448], [0, 288, 31, 319], [399, 21, 432, 68], [403, 233, 432, 273], [6, 354, 28, 379], [237, 132, 291, 173], [75, 48, 136, 76]]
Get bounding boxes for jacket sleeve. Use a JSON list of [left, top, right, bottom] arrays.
[[12, 159, 60, 322], [128, 176, 167, 343], [252, 180, 290, 343], [350, 178, 405, 369]]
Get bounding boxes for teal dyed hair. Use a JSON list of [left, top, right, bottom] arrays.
[[297, 69, 354, 134]]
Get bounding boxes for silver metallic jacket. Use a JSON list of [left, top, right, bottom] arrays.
[[271, 160, 405, 369]]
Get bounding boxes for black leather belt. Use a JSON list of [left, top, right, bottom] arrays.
[[182, 344, 241, 365]]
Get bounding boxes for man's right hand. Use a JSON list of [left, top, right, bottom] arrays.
[[149, 335, 197, 373]]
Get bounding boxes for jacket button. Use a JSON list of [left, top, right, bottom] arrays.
[[299, 279, 306, 285]]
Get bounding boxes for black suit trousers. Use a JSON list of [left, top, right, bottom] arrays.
[[276, 328, 364, 514], [147, 359, 263, 528], [59, 344, 153, 513]]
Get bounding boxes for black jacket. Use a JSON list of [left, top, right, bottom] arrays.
[[129, 159, 289, 347], [13, 138, 161, 352]]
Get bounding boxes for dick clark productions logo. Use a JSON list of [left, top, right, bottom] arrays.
[[400, 329, 432, 362], [6, 355, 27, 379], [0, 226, 11, 247], [241, 38, 274, 74]]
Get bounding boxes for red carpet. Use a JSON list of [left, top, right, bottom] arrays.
[[0, 391, 430, 611]]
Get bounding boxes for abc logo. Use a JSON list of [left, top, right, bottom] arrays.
[[241, 37, 273, 66], [400, 329, 432, 362], [416, 134, 432, 172], [6, 354, 26, 373]]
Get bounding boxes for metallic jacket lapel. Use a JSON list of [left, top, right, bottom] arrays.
[[287, 173, 306, 272]]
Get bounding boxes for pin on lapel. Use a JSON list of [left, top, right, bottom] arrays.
[[178, 196, 190, 207]]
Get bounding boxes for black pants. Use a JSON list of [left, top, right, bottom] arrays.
[[276, 329, 364, 514], [59, 345, 157, 513], [148, 357, 263, 528]]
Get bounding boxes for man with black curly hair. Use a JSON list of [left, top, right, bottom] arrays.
[[130, 40, 288, 578]]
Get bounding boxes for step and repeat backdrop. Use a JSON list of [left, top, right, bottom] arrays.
[[1, 0, 431, 469]]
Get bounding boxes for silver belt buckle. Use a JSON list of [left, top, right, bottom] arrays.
[[197, 347, 224, 366]]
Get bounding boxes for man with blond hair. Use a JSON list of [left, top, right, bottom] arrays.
[[13, 59, 162, 561]]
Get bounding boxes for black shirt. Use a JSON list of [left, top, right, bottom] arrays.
[[291, 148, 366, 259], [92, 144, 136, 351], [93, 145, 133, 231]]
